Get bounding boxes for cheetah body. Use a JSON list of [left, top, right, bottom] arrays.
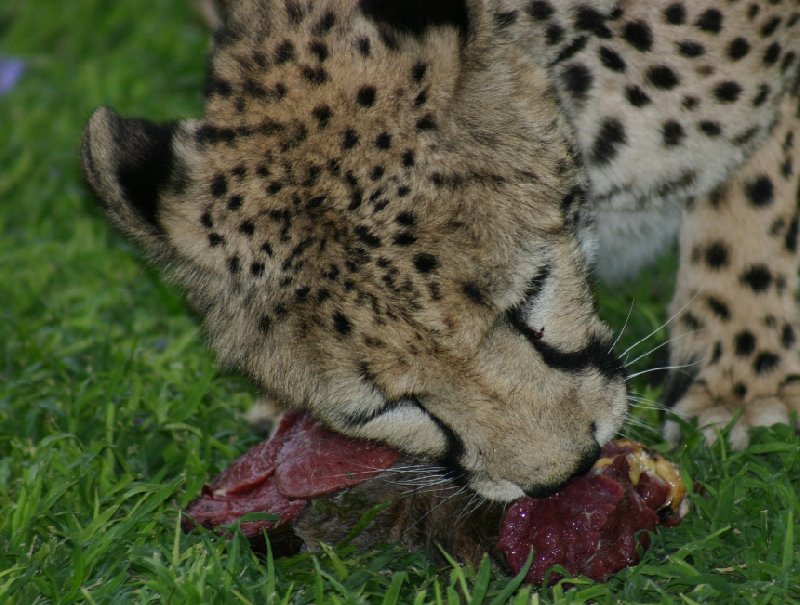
[[82, 0, 800, 500]]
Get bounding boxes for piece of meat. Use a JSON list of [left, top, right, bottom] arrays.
[[184, 411, 401, 541], [274, 413, 401, 499], [183, 414, 686, 585]]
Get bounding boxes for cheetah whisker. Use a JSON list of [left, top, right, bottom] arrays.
[[626, 394, 668, 411], [609, 299, 636, 354], [399, 484, 471, 538], [455, 492, 486, 524], [620, 291, 701, 360], [624, 328, 705, 370], [626, 359, 703, 380]]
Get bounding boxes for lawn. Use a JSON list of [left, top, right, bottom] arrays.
[[1, 0, 798, 603]]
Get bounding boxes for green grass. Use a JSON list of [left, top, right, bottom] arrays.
[[1, 1, 798, 602]]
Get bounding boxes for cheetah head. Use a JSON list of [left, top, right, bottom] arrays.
[[82, 0, 627, 501]]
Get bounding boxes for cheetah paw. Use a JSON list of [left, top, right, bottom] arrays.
[[664, 378, 800, 449]]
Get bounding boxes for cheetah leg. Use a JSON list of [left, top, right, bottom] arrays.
[[664, 96, 800, 448]]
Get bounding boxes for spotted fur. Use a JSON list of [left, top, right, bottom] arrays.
[[82, 0, 800, 500]]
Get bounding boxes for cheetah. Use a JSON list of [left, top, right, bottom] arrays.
[[81, 0, 800, 501]]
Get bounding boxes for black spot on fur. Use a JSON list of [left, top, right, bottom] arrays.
[[704, 241, 729, 268], [752, 85, 770, 108], [710, 342, 722, 364], [763, 42, 781, 66], [561, 63, 593, 100], [375, 132, 392, 149], [462, 282, 486, 304], [782, 324, 796, 348], [413, 253, 439, 273], [646, 65, 680, 89], [599, 47, 626, 72], [258, 314, 272, 334], [309, 40, 329, 62], [239, 220, 255, 236], [359, 0, 469, 38], [333, 312, 352, 335], [733, 382, 747, 398], [785, 215, 799, 251], [416, 114, 438, 130], [342, 130, 360, 149], [528, 1, 554, 20], [677, 40, 705, 57], [545, 24, 563, 45], [695, 9, 722, 33], [314, 11, 337, 35], [760, 15, 781, 37], [302, 65, 329, 85], [728, 37, 750, 61], [623, 20, 653, 52], [663, 120, 685, 146], [211, 173, 229, 197], [664, 3, 686, 25], [393, 232, 417, 246], [682, 311, 702, 330], [745, 175, 774, 207], [589, 118, 626, 165], [754, 352, 780, 374], [706, 296, 730, 320], [713, 81, 742, 104], [626, 85, 652, 106], [553, 35, 589, 65], [575, 6, 612, 38], [396, 211, 415, 226], [698, 120, 722, 137], [355, 225, 382, 247], [275, 40, 296, 64], [740, 265, 773, 291], [357, 85, 376, 107], [735, 330, 756, 356], [357, 37, 372, 57]]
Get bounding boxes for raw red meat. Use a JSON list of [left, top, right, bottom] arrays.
[[496, 441, 683, 584], [183, 411, 400, 539], [274, 413, 401, 499], [184, 414, 685, 585]]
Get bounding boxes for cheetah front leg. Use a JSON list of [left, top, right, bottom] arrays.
[[664, 96, 800, 448]]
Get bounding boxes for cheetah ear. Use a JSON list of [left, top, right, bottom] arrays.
[[82, 107, 186, 249], [358, 0, 470, 38]]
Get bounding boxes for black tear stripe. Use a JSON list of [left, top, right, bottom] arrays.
[[338, 395, 468, 484], [359, 0, 469, 38], [506, 307, 625, 380], [409, 396, 467, 484]]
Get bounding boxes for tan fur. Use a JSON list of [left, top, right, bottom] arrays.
[[82, 0, 800, 500]]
